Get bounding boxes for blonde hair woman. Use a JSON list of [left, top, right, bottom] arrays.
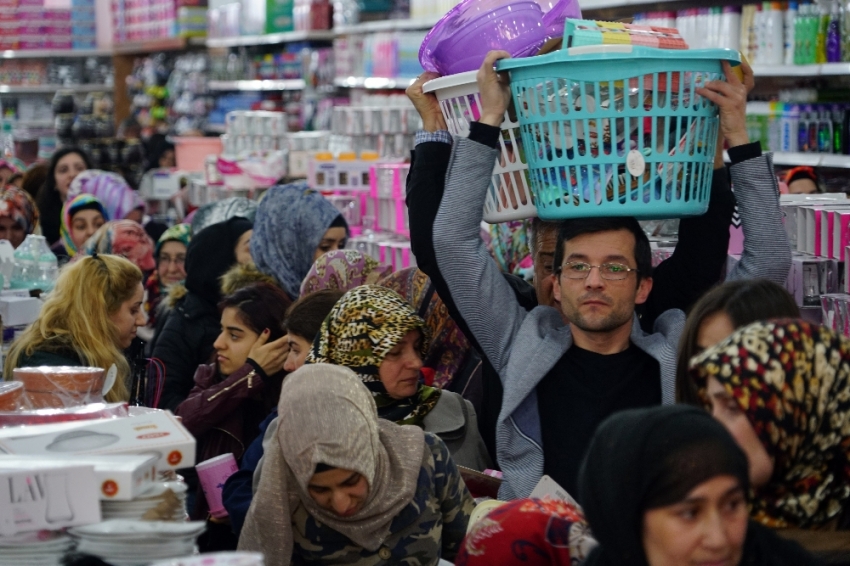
[[4, 254, 145, 401]]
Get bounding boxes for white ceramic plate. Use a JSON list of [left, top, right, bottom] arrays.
[[70, 519, 206, 539], [149, 552, 265, 566]]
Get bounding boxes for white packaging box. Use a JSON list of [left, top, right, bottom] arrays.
[[0, 454, 157, 501], [0, 410, 196, 472], [0, 296, 42, 327], [0, 462, 101, 535]]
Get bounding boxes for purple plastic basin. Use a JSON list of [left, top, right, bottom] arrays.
[[420, 0, 582, 76]]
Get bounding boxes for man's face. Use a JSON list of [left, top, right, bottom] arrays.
[[532, 223, 559, 308], [552, 229, 652, 333]]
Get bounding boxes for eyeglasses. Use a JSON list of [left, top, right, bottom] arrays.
[[159, 255, 186, 267], [557, 262, 639, 281]]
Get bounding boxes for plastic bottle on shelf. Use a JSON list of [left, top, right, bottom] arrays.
[[785, 1, 798, 64], [808, 106, 820, 150], [816, 0, 829, 62], [765, 2, 786, 64], [832, 105, 845, 154], [781, 103, 800, 152], [826, 0, 842, 62], [794, 3, 807, 64], [818, 109, 834, 152], [842, 0, 850, 61], [1, 122, 13, 160], [752, 3, 765, 64], [721, 6, 742, 50], [798, 106, 812, 151]]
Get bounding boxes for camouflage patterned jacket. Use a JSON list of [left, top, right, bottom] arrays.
[[290, 433, 474, 565]]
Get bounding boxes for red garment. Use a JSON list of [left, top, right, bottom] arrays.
[[455, 498, 591, 566]]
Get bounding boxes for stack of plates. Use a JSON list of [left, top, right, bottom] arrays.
[[69, 520, 206, 566], [0, 531, 74, 566], [150, 552, 265, 566], [101, 481, 188, 521]]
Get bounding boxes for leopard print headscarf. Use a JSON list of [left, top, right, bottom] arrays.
[[307, 285, 440, 426]]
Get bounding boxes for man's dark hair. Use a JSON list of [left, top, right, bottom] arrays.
[[552, 217, 652, 282]]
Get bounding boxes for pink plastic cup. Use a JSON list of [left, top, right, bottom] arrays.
[[196, 453, 239, 519]]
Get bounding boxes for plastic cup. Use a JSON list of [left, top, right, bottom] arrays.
[[196, 453, 239, 519]]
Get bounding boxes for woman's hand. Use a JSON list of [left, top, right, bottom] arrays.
[[696, 58, 754, 149], [476, 50, 512, 127], [248, 330, 290, 376], [406, 72, 447, 133]]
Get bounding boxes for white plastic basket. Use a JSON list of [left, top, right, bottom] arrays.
[[424, 71, 537, 224]]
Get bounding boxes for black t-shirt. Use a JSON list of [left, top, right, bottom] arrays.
[[537, 343, 661, 496]]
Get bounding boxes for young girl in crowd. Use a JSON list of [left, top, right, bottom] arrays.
[[308, 285, 491, 471], [221, 288, 344, 534], [154, 217, 254, 411], [299, 249, 392, 297], [0, 187, 39, 248], [4, 255, 145, 402], [36, 147, 91, 244], [578, 405, 820, 566], [676, 279, 800, 404], [80, 220, 156, 273], [239, 364, 474, 565], [175, 284, 290, 518], [250, 182, 348, 300], [54, 194, 108, 261], [690, 320, 850, 535]]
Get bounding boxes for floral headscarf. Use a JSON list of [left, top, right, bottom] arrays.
[[60, 194, 109, 257], [487, 219, 534, 282], [0, 187, 39, 235], [689, 319, 850, 529], [0, 158, 25, 177], [154, 223, 192, 259], [67, 170, 144, 220], [456, 498, 595, 565], [300, 250, 393, 297], [379, 268, 473, 390], [306, 285, 441, 426], [80, 220, 156, 272]]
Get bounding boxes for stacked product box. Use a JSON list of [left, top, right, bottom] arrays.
[[71, 0, 97, 49], [0, 0, 17, 51], [1, 0, 75, 50], [113, 0, 206, 42]]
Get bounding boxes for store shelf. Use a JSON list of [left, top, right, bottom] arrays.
[[333, 76, 415, 89], [206, 30, 335, 48], [334, 16, 441, 34], [1, 48, 112, 59], [207, 79, 306, 91], [0, 84, 111, 94], [752, 63, 850, 77], [725, 150, 850, 168], [113, 37, 197, 55], [9, 119, 54, 128]]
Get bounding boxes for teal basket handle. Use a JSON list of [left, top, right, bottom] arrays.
[[496, 45, 741, 72]]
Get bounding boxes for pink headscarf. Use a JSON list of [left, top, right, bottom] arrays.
[[79, 220, 156, 272], [67, 170, 145, 220]]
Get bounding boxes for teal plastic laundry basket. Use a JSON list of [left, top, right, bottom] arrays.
[[496, 45, 741, 220]]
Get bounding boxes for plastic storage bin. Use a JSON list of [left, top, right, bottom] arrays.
[[370, 163, 410, 236], [424, 71, 536, 224], [497, 44, 740, 219], [174, 137, 224, 172]]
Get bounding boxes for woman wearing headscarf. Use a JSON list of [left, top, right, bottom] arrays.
[[0, 187, 39, 248], [487, 219, 534, 282], [238, 364, 474, 565], [250, 182, 348, 300], [153, 216, 254, 412], [300, 249, 392, 297], [141, 223, 192, 336], [307, 285, 491, 471], [53, 194, 109, 262], [577, 405, 821, 566], [67, 170, 145, 224], [190, 197, 258, 235], [379, 268, 478, 393], [689, 320, 850, 538], [78, 220, 156, 273]]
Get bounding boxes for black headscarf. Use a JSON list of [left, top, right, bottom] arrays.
[[184, 216, 252, 307], [578, 406, 823, 566]]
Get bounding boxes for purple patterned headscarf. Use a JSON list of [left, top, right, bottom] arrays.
[[300, 250, 393, 297], [67, 170, 144, 220]]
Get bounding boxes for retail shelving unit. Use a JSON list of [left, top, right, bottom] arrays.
[[207, 79, 307, 91]]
